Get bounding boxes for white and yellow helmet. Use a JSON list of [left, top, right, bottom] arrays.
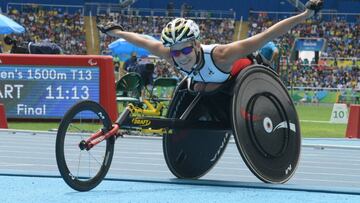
[[161, 18, 200, 47]]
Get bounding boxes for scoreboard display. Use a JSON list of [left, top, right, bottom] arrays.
[[0, 66, 99, 118], [0, 54, 117, 120]]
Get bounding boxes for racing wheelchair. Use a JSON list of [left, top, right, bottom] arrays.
[[55, 56, 301, 191], [116, 72, 178, 135]]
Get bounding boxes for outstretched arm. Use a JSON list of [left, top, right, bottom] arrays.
[[214, 0, 323, 68], [100, 26, 173, 64]]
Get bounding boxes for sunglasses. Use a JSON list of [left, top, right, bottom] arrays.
[[170, 46, 194, 57]]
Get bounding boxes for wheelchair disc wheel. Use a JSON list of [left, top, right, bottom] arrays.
[[163, 81, 231, 179], [232, 65, 301, 184]]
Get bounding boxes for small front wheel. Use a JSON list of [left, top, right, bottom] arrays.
[[56, 100, 115, 191]]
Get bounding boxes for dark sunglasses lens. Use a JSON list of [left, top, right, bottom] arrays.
[[182, 47, 193, 55]]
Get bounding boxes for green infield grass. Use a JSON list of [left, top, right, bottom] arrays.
[[7, 104, 348, 138]]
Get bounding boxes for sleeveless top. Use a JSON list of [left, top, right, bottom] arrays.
[[178, 44, 230, 83]]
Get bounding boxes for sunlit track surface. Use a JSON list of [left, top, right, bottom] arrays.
[[1, 129, 360, 194]]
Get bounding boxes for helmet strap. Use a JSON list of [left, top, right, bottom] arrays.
[[190, 43, 204, 75]]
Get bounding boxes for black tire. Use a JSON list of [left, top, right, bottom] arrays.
[[56, 100, 115, 191], [231, 65, 301, 183]]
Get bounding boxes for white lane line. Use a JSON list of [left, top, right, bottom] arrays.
[[0, 144, 165, 152], [300, 120, 343, 124], [303, 144, 360, 150], [289, 177, 360, 185], [299, 161, 360, 166], [2, 149, 360, 165], [1, 156, 360, 176]]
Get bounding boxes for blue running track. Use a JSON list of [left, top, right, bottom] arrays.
[[1, 129, 360, 202]]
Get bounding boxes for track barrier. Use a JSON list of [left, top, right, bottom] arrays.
[[0, 103, 8, 128], [345, 105, 360, 138]]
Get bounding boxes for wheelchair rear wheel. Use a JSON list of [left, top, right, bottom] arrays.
[[231, 65, 301, 183], [163, 81, 232, 179]]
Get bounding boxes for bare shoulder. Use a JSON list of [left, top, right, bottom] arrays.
[[211, 44, 234, 71]]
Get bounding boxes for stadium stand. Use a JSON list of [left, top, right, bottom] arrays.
[[0, 2, 359, 92]]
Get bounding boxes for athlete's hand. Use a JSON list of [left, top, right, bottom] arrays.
[[304, 0, 324, 18], [97, 22, 124, 37]]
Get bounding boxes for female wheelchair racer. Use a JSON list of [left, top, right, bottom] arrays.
[[55, 0, 323, 191]]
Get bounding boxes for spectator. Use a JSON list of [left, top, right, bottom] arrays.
[[114, 62, 120, 72], [166, 1, 175, 17], [339, 88, 346, 103], [299, 91, 309, 104], [311, 90, 319, 103], [4, 36, 29, 54], [351, 86, 359, 104], [258, 41, 280, 72], [4, 36, 62, 54], [180, 3, 187, 17], [136, 62, 155, 87], [124, 52, 138, 72], [28, 41, 62, 54]]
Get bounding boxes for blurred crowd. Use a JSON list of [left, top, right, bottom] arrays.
[[249, 12, 360, 89], [114, 52, 184, 82], [2, 6, 359, 89], [4, 6, 234, 81], [6, 7, 86, 54], [248, 12, 360, 59], [97, 13, 235, 80], [96, 13, 235, 54], [281, 59, 360, 89]]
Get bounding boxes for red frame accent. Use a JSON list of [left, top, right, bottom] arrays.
[[0, 54, 118, 121], [231, 58, 253, 76], [86, 124, 120, 149]]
